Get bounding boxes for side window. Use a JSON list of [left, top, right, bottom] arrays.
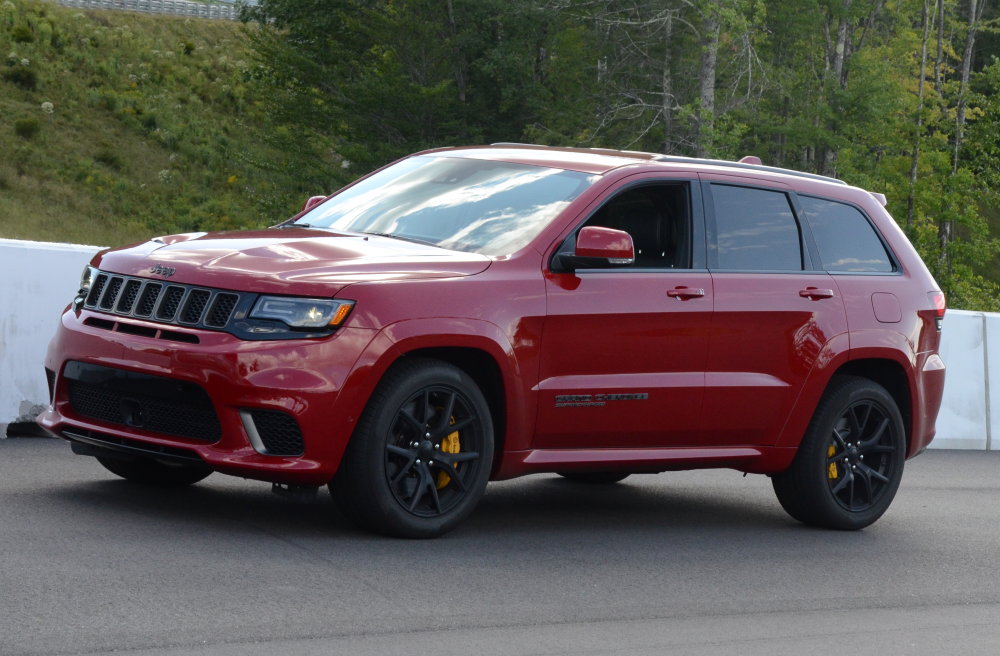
[[711, 184, 801, 271], [799, 196, 894, 273], [583, 184, 692, 269]]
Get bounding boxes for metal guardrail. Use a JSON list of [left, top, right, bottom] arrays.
[[51, 0, 241, 20]]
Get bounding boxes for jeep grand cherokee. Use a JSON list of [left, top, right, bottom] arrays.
[[39, 145, 947, 537]]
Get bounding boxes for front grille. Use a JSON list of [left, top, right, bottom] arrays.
[[246, 410, 304, 456], [84, 271, 247, 333], [64, 361, 221, 442]]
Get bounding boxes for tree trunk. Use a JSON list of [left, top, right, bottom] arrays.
[[445, 0, 468, 104], [822, 0, 853, 176], [661, 10, 675, 154], [907, 0, 932, 230], [696, 11, 720, 158], [943, 0, 985, 268], [933, 0, 945, 96]]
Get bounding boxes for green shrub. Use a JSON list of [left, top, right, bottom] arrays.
[[94, 148, 123, 170], [11, 24, 34, 43], [3, 66, 38, 90], [14, 118, 40, 139]]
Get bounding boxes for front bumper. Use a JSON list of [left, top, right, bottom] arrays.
[[40, 308, 377, 485]]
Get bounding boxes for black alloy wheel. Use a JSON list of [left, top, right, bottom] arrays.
[[331, 358, 493, 538], [384, 385, 486, 517], [772, 376, 905, 530], [824, 397, 900, 512]]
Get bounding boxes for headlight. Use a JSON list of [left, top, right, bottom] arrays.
[[249, 296, 354, 329], [73, 265, 98, 311], [79, 265, 97, 295]]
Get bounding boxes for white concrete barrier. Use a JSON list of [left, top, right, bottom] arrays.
[[0, 239, 103, 433], [0, 238, 996, 449]]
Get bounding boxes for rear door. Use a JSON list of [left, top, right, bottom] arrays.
[[535, 177, 713, 449], [701, 176, 848, 445]]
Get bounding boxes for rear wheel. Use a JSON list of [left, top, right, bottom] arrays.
[[96, 455, 212, 487], [558, 472, 630, 484], [772, 376, 905, 530], [331, 358, 493, 538]]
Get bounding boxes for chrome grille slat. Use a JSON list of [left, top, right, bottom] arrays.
[[82, 270, 246, 332]]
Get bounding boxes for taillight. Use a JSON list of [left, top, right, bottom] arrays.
[[928, 291, 946, 331]]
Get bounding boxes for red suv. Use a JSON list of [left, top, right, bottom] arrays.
[[39, 145, 947, 537]]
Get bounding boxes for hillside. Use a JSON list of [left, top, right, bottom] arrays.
[[0, 0, 305, 247]]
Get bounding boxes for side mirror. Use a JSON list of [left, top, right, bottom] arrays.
[[552, 226, 635, 272], [301, 195, 327, 213]]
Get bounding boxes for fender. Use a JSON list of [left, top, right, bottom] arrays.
[[774, 328, 919, 452], [324, 317, 535, 476]]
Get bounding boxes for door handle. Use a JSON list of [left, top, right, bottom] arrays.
[[799, 287, 835, 300], [667, 287, 705, 300]]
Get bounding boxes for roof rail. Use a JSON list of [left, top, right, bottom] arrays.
[[653, 155, 847, 185]]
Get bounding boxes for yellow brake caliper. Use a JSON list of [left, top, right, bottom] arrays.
[[827, 443, 839, 479], [436, 417, 461, 489]]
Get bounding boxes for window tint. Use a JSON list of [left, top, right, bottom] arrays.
[[799, 196, 893, 272], [584, 184, 692, 269], [711, 184, 801, 271]]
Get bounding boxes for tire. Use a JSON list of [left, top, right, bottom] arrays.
[[772, 376, 905, 530], [558, 472, 630, 484], [331, 358, 494, 538], [96, 455, 212, 487]]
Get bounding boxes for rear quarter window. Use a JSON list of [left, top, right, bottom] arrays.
[[799, 196, 894, 273]]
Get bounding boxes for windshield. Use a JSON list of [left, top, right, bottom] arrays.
[[292, 155, 599, 256]]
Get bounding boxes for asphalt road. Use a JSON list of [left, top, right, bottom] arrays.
[[2, 437, 999, 655]]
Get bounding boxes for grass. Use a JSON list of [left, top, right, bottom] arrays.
[[0, 0, 309, 246]]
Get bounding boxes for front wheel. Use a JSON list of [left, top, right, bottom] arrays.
[[772, 376, 905, 530], [331, 358, 494, 538]]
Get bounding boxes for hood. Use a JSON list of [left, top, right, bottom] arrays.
[[95, 228, 492, 296]]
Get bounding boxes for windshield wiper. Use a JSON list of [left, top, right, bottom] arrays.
[[359, 231, 441, 248]]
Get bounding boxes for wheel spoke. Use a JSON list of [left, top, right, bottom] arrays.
[[421, 390, 434, 425], [406, 463, 433, 513], [397, 408, 424, 434], [831, 471, 852, 495], [437, 392, 457, 432], [856, 402, 874, 434], [444, 450, 480, 464], [831, 426, 849, 450], [858, 461, 889, 484], [430, 459, 468, 492], [860, 417, 890, 449], [854, 465, 874, 505]]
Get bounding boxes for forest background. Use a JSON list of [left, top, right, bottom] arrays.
[[2, 0, 999, 310]]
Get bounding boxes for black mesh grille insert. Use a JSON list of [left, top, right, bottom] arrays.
[[87, 274, 108, 306], [180, 289, 211, 324], [99, 277, 124, 310], [206, 294, 238, 327], [249, 410, 304, 456], [156, 286, 185, 320], [64, 361, 221, 442], [116, 279, 142, 313], [136, 283, 162, 317]]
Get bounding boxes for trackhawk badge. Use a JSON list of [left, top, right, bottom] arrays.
[[149, 264, 176, 277], [555, 393, 649, 408]]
